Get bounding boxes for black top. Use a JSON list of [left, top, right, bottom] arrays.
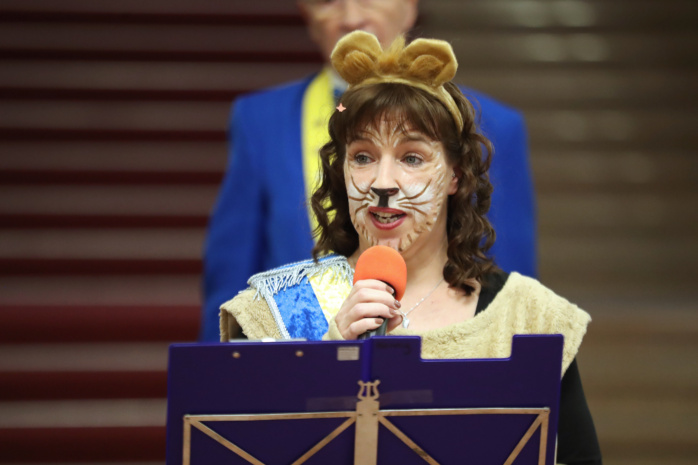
[[477, 271, 603, 465]]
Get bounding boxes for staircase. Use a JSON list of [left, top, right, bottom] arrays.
[[0, 0, 316, 462], [1, 0, 697, 463], [421, 1, 698, 463]]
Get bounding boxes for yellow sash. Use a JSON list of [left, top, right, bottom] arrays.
[[308, 265, 352, 323], [301, 68, 335, 238]]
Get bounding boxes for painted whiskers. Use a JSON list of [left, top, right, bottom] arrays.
[[346, 171, 448, 252]]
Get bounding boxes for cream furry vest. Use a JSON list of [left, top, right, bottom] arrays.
[[221, 268, 590, 376]]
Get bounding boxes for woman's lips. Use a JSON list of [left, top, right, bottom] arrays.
[[368, 207, 406, 230]]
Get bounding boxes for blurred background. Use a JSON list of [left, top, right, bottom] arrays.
[[0, 0, 696, 463]]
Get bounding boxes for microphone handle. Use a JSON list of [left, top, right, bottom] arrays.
[[358, 317, 389, 340]]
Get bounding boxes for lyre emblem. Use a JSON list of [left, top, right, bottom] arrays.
[[357, 380, 380, 400], [355, 380, 381, 465]]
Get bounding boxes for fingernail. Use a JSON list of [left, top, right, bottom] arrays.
[[387, 286, 395, 294], [375, 318, 384, 325], [390, 307, 397, 316], [395, 300, 401, 308]]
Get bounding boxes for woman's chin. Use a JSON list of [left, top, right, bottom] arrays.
[[375, 238, 402, 250], [366, 224, 409, 251]]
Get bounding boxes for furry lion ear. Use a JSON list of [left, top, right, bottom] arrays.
[[400, 39, 458, 87], [331, 31, 383, 86]]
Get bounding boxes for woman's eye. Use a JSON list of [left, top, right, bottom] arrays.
[[403, 154, 423, 166], [354, 153, 372, 164]]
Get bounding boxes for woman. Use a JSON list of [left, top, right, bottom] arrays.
[[221, 31, 601, 464]]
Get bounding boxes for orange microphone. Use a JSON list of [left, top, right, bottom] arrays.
[[353, 245, 407, 338]]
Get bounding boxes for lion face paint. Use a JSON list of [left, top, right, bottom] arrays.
[[344, 121, 456, 253]]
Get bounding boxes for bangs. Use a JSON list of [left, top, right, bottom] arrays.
[[335, 83, 457, 146]]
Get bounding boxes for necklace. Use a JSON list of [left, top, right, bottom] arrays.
[[397, 278, 444, 329]]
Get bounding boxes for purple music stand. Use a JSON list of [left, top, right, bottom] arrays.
[[166, 335, 563, 465]]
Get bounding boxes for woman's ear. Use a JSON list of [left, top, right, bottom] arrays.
[[447, 168, 461, 195]]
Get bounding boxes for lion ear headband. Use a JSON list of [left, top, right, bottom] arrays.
[[330, 30, 464, 131]]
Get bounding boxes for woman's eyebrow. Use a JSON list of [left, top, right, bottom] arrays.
[[398, 132, 433, 144]]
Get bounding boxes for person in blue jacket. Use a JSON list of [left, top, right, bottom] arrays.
[[201, 0, 536, 341]]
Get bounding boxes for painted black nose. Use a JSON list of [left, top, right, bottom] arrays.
[[371, 187, 399, 197], [371, 187, 399, 208]]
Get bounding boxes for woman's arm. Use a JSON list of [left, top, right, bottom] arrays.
[[557, 358, 603, 464]]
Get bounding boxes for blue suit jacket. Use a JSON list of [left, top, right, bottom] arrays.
[[201, 75, 536, 341]]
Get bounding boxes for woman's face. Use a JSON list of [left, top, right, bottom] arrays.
[[343, 119, 458, 253]]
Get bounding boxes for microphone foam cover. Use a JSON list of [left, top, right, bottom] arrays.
[[353, 245, 407, 300]]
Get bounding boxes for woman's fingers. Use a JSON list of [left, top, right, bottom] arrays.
[[386, 313, 405, 332], [346, 280, 400, 310], [353, 301, 396, 319], [346, 317, 385, 339], [349, 280, 394, 300], [336, 278, 402, 340], [337, 302, 393, 338], [350, 278, 394, 294]]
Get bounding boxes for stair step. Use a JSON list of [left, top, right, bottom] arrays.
[[425, 0, 698, 31], [0, 48, 322, 63], [0, 258, 201, 275], [0, 213, 208, 228], [0, 169, 223, 185], [0, 0, 298, 16], [540, 235, 698, 274], [0, 101, 230, 131], [0, 399, 165, 428], [0, 343, 169, 371], [460, 68, 698, 109], [0, 61, 319, 91], [2, 10, 304, 26], [1, 306, 199, 343], [0, 426, 165, 461], [0, 229, 204, 260], [0, 22, 315, 54], [440, 31, 698, 67], [533, 150, 698, 193], [538, 192, 698, 234], [589, 397, 698, 457], [0, 371, 166, 400], [0, 275, 202, 306], [0, 127, 225, 141], [0, 86, 248, 101], [0, 184, 218, 215], [525, 109, 698, 149], [0, 141, 226, 172]]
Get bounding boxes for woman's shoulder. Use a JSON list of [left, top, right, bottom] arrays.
[[495, 272, 592, 370], [494, 272, 591, 328], [499, 272, 586, 311], [412, 271, 591, 372], [220, 288, 281, 341]]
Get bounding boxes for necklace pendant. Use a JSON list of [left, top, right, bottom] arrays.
[[401, 316, 410, 329]]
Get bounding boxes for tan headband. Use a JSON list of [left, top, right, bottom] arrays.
[[330, 31, 463, 131]]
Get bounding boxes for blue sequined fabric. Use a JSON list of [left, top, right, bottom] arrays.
[[274, 277, 328, 340], [247, 255, 352, 340]]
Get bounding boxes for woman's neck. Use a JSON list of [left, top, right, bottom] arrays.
[[401, 239, 449, 287]]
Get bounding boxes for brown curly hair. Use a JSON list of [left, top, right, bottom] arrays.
[[311, 81, 497, 294]]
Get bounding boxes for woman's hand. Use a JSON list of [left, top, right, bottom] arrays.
[[335, 279, 403, 340]]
